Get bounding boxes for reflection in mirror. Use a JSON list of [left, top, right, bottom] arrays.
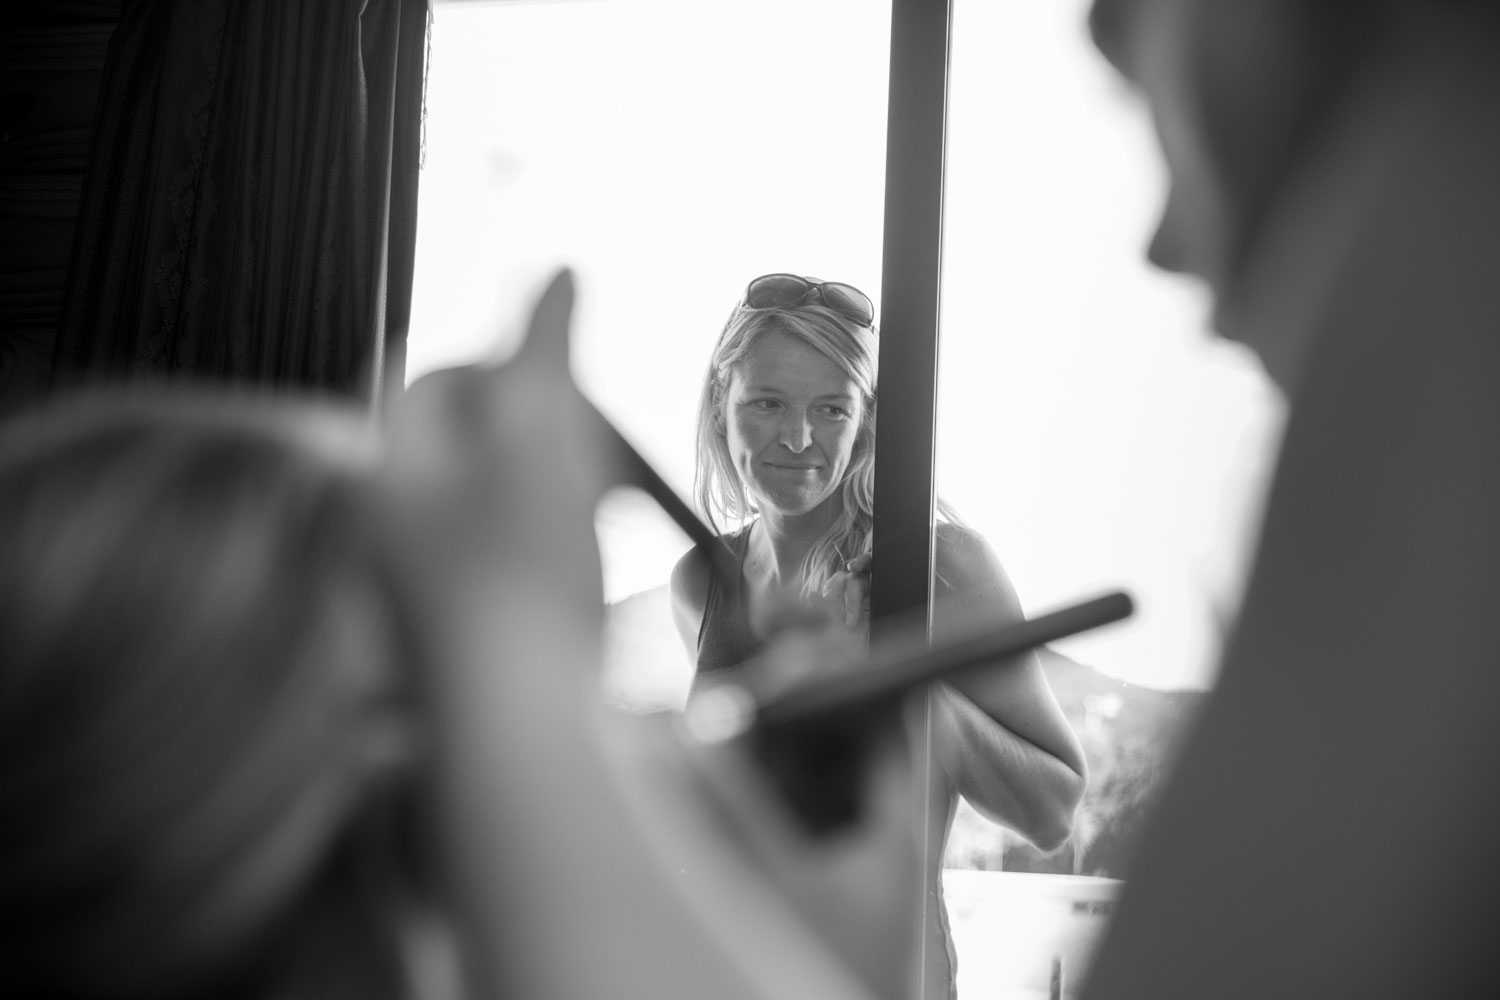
[[934, 1, 1285, 996], [408, 0, 890, 712]]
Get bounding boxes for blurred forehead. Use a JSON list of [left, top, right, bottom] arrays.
[[1088, 0, 1334, 81], [1087, 0, 1142, 76]]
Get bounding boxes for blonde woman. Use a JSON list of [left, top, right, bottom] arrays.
[[671, 273, 1088, 1000]]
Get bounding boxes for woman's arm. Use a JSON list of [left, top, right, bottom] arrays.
[[928, 523, 1088, 851]]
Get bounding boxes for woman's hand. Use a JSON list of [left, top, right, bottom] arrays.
[[380, 269, 612, 641], [819, 551, 872, 630]]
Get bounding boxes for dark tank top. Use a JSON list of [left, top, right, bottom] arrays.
[[695, 526, 759, 677]]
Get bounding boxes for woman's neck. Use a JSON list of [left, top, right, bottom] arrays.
[[749, 502, 839, 585]]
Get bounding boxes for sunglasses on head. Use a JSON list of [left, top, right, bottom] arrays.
[[742, 273, 876, 328]]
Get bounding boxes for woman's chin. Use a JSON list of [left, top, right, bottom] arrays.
[[754, 490, 838, 520]]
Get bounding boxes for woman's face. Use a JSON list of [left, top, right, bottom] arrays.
[[721, 329, 865, 519]]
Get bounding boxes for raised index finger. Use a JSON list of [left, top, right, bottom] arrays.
[[509, 266, 576, 377]]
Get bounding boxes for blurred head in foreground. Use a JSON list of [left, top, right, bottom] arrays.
[[1080, 3, 1500, 998], [0, 393, 437, 999]]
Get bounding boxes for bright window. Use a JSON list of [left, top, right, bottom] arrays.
[[410, 1, 1283, 995]]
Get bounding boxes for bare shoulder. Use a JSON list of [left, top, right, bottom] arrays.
[[670, 545, 713, 619], [933, 521, 1009, 590], [932, 521, 1024, 626]]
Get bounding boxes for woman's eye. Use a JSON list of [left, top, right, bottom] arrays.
[[819, 405, 850, 419], [748, 399, 779, 411]]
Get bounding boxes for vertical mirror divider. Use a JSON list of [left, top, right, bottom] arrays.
[[872, 0, 953, 995]]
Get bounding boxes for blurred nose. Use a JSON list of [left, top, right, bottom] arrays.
[[779, 410, 812, 453], [1146, 209, 1186, 275]]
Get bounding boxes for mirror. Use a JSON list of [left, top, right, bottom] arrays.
[[409, 1, 1283, 997]]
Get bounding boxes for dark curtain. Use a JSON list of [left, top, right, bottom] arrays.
[[53, 0, 430, 404], [0, 4, 120, 416]]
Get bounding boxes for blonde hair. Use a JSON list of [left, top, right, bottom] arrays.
[[693, 299, 878, 596]]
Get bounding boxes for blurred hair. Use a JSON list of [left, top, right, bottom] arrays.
[[693, 299, 878, 595], [0, 391, 445, 1000]]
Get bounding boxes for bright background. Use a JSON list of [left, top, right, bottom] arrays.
[[408, 0, 1284, 692]]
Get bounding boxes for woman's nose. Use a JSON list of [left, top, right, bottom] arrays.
[[779, 412, 813, 452]]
